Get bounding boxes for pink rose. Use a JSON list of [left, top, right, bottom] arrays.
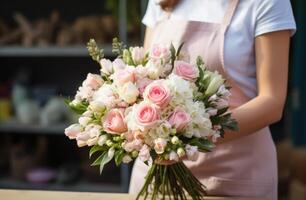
[[143, 81, 171, 108], [112, 69, 135, 86], [65, 124, 82, 139], [134, 102, 159, 129], [168, 108, 191, 132], [82, 73, 103, 90], [136, 78, 153, 96], [154, 138, 167, 154], [103, 109, 127, 134], [150, 44, 171, 62], [173, 60, 199, 81]]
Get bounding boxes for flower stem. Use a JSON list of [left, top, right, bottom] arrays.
[[136, 161, 207, 200]]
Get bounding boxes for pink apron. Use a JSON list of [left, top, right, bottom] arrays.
[[129, 0, 278, 199]]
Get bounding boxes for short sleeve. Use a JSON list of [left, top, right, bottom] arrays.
[[255, 0, 296, 37], [142, 0, 161, 27]]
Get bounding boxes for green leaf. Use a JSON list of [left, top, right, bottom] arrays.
[[176, 42, 185, 57], [89, 145, 106, 158], [150, 150, 157, 161], [99, 149, 115, 174], [170, 43, 176, 66], [65, 99, 88, 115], [217, 107, 228, 116], [189, 138, 215, 152], [91, 152, 106, 166], [114, 149, 125, 166]]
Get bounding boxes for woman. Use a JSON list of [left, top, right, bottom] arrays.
[[129, 0, 296, 199]]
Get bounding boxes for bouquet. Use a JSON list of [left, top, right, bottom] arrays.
[[64, 38, 238, 200]]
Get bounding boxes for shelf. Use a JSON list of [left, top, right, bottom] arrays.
[[0, 121, 69, 135], [0, 178, 122, 193], [0, 45, 113, 57]]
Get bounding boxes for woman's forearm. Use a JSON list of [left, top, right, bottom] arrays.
[[218, 95, 284, 143]]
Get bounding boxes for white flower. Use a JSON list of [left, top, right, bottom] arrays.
[[139, 144, 150, 162], [145, 60, 163, 79], [89, 100, 106, 113], [185, 144, 199, 161], [215, 98, 229, 109], [113, 58, 126, 72], [166, 74, 193, 102], [154, 138, 167, 154], [217, 85, 231, 99], [118, 82, 139, 104], [98, 135, 108, 146], [205, 71, 225, 96], [122, 155, 133, 163], [177, 147, 185, 157], [131, 46, 146, 65], [100, 58, 113, 75], [65, 124, 82, 139], [169, 151, 179, 162], [78, 116, 91, 126], [206, 108, 218, 116], [93, 84, 117, 108], [76, 86, 94, 101]]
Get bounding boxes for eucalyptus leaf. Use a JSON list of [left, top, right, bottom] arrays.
[[89, 145, 106, 158], [114, 149, 125, 166], [91, 152, 106, 166], [99, 148, 115, 174]]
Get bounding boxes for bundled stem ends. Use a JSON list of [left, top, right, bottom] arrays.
[[136, 161, 206, 200]]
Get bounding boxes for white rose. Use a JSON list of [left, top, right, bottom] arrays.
[[118, 82, 139, 104], [99, 58, 113, 75]]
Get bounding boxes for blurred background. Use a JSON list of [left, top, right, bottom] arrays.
[[0, 0, 305, 199]]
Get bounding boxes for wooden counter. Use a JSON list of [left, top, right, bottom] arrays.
[[0, 189, 266, 200]]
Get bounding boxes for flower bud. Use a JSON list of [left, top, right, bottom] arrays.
[[177, 148, 185, 157], [171, 136, 180, 145], [106, 139, 113, 147], [131, 150, 139, 158], [98, 135, 108, 146]]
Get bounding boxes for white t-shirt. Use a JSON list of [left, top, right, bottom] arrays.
[[142, 0, 296, 98]]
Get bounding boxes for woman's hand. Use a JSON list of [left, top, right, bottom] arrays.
[[218, 30, 291, 143]]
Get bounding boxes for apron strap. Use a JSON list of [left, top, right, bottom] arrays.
[[222, 0, 240, 28]]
